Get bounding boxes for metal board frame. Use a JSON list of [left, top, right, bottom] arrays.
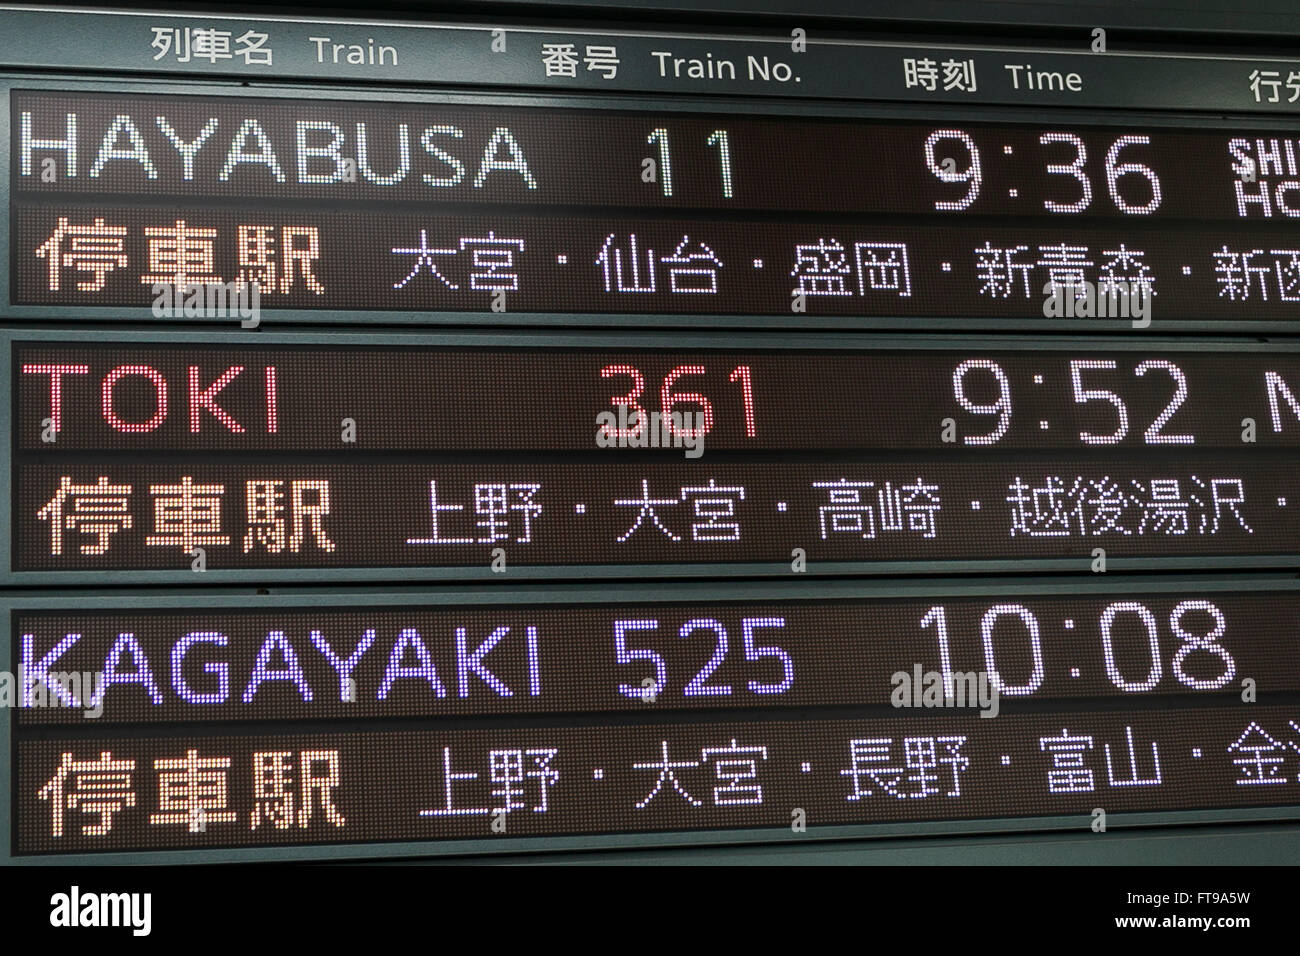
[[439, 0, 1300, 38], [5, 3, 1299, 867], [452, 823, 1300, 865]]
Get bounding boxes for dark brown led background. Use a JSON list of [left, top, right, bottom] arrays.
[[12, 458, 1297, 571], [11, 590, 1295, 724], [14, 343, 1300, 451], [16, 207, 1300, 318], [15, 705, 1300, 854], [10, 90, 1284, 218]]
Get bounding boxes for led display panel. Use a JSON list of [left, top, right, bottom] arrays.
[[16, 706, 1300, 854], [10, 590, 1292, 724], [10, 336, 1300, 578], [13, 90, 1300, 322], [7, 580, 1300, 856]]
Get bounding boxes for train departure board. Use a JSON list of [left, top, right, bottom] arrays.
[[2, 2, 1299, 869]]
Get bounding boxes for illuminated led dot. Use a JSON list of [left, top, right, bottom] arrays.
[[593, 768, 604, 779], [801, 762, 811, 773], [777, 501, 787, 512], [556, 254, 568, 265], [1192, 748, 1202, 758], [1064, 619, 1074, 629], [1039, 420, 1049, 430], [752, 258, 763, 268], [1008, 188, 1019, 198], [1070, 667, 1081, 678], [970, 500, 981, 510], [1003, 145, 1013, 155], [574, 503, 586, 514], [940, 262, 952, 272], [1182, 265, 1192, 275], [1279, 497, 1288, 507], [1000, 755, 1011, 765], [1033, 374, 1044, 384]]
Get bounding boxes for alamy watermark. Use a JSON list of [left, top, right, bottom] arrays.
[[50, 886, 151, 936], [151, 280, 261, 326], [1041, 279, 1151, 327], [595, 408, 705, 458], [1, 667, 105, 718], [891, 665, 1000, 718]]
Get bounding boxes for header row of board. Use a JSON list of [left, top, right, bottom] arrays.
[[2, 6, 1300, 113]]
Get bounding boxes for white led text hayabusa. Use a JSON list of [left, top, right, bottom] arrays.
[[18, 111, 539, 190], [23, 363, 278, 435], [21, 90, 1300, 230]]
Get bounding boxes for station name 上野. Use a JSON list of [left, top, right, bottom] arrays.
[[17, 108, 540, 190]]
